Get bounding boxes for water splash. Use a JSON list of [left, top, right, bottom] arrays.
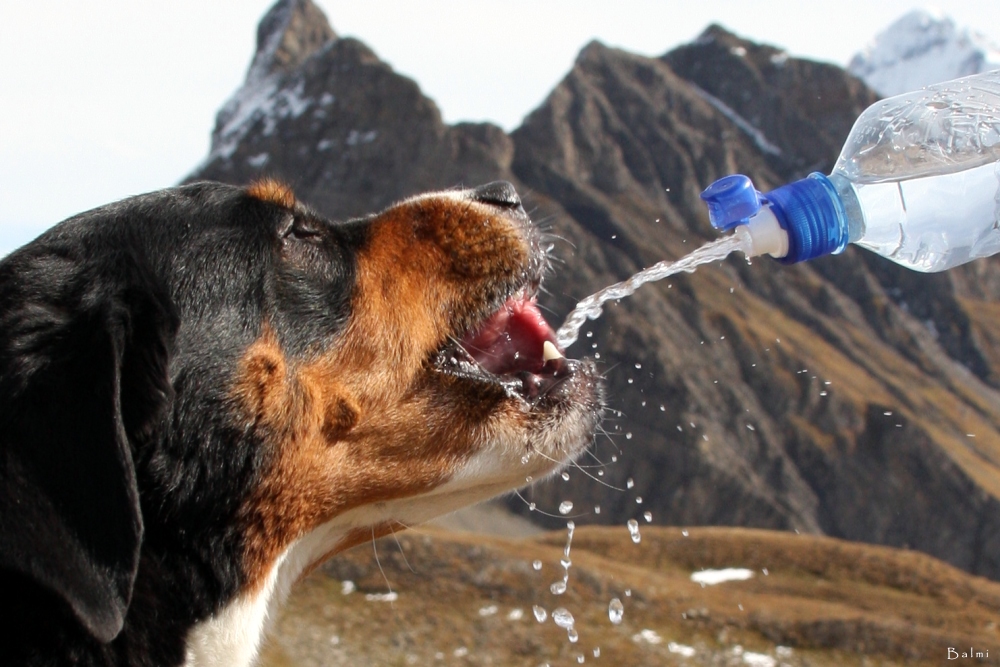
[[555, 230, 751, 349]]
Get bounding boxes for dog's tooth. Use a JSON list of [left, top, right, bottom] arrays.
[[542, 341, 563, 362]]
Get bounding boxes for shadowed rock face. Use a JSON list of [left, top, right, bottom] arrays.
[[187, 0, 1000, 581]]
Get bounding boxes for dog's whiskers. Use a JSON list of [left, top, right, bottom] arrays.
[[389, 523, 417, 574], [371, 526, 395, 603]]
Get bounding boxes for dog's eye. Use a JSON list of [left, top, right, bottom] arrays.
[[282, 218, 324, 242]]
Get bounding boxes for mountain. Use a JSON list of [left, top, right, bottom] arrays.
[[848, 8, 1000, 95], [186, 0, 1000, 587]]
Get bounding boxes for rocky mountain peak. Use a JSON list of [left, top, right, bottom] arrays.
[[248, 0, 336, 83]]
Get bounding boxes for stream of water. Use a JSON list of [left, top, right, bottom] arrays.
[[555, 228, 752, 349]]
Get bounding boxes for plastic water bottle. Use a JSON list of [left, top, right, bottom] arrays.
[[700, 70, 1000, 272]]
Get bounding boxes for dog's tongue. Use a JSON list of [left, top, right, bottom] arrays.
[[461, 296, 562, 375]]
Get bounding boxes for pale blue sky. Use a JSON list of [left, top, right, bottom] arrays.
[[1, 1, 998, 254]]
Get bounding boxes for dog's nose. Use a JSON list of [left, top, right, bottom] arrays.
[[470, 181, 522, 210]]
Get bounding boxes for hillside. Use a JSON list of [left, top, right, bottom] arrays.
[[186, 0, 1000, 587], [259, 525, 1000, 666]]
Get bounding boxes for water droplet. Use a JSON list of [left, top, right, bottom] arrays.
[[561, 558, 572, 569], [627, 519, 641, 543], [611, 455, 617, 462], [625, 589, 631, 596], [586, 331, 593, 338], [561, 471, 570, 481], [533, 560, 543, 571], [625, 432, 632, 439], [529, 502, 536, 511], [550, 580, 567, 595], [577, 655, 585, 663], [635, 363, 642, 369], [597, 470, 604, 476], [593, 647, 601, 657], [594, 505, 601, 514], [525, 475, 533, 482], [682, 529, 689, 537], [635, 496, 643, 504], [626, 478, 634, 489], [521, 455, 530, 464], [608, 598, 624, 624], [643, 511, 652, 522], [532, 605, 548, 622], [552, 608, 575, 629], [559, 500, 574, 514], [567, 627, 579, 643]]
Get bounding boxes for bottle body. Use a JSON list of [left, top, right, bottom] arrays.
[[832, 70, 1000, 272], [836, 162, 1000, 272]]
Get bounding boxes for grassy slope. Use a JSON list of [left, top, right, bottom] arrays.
[[259, 525, 1000, 666]]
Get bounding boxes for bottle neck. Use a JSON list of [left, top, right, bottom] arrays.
[[762, 172, 851, 264], [827, 172, 865, 243]]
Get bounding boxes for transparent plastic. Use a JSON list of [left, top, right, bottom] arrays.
[[833, 70, 1000, 272]]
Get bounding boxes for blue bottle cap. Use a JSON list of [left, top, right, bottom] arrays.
[[700, 174, 762, 231], [701, 172, 849, 264]]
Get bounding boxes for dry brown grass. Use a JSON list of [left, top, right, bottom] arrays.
[[259, 525, 999, 666]]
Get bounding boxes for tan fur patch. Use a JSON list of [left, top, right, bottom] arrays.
[[233, 195, 535, 592], [246, 178, 296, 209]]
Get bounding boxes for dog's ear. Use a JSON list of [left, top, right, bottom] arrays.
[[0, 251, 178, 643]]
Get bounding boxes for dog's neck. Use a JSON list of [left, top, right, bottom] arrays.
[[181, 470, 517, 667]]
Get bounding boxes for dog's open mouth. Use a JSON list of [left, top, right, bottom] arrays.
[[435, 287, 573, 402]]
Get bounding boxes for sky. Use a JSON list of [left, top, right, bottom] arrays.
[[2, 1, 1000, 255]]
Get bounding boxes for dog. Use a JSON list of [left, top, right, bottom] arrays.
[[0, 179, 602, 666]]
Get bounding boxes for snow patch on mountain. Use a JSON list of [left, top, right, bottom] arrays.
[[848, 9, 1000, 96]]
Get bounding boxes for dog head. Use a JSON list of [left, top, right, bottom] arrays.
[[0, 180, 602, 653]]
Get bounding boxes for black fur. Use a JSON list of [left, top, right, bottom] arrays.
[[0, 182, 363, 666]]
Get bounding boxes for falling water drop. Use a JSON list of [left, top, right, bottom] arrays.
[[561, 471, 570, 481], [532, 605, 547, 623], [559, 500, 574, 515], [643, 511, 652, 522], [626, 478, 634, 489], [532, 560, 543, 571], [608, 598, 624, 624], [552, 608, 575, 629], [550, 580, 567, 595], [627, 519, 641, 544], [567, 627, 579, 643]]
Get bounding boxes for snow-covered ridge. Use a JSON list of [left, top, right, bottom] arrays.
[[849, 8, 1000, 96]]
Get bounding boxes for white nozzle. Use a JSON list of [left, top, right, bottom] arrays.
[[743, 207, 789, 258]]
